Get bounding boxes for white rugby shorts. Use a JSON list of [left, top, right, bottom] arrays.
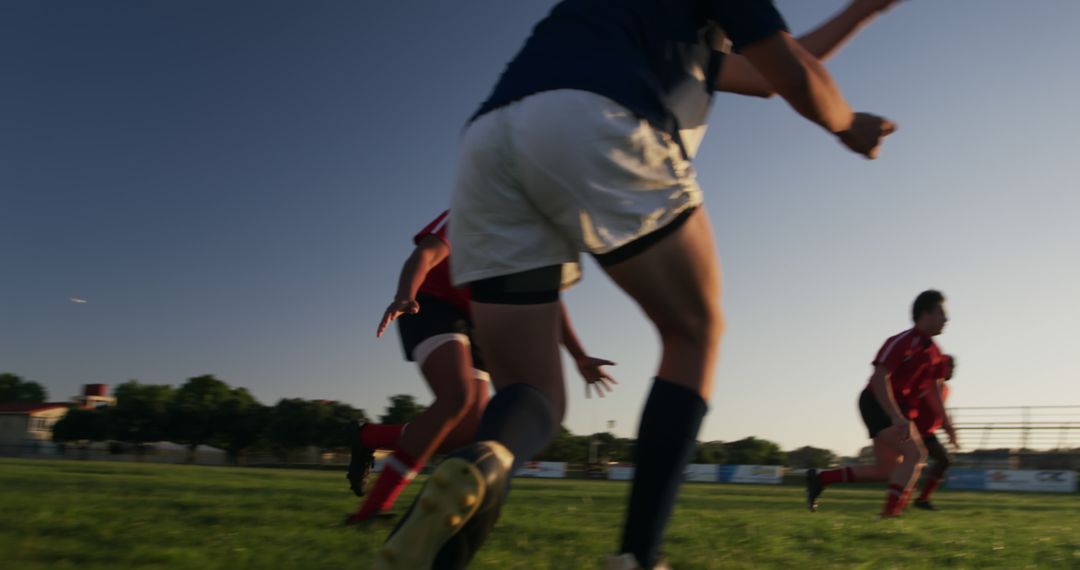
[[449, 89, 703, 287]]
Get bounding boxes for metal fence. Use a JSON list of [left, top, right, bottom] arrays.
[[950, 405, 1080, 450]]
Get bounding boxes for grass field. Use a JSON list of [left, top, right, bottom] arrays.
[[1, 458, 1078, 569]]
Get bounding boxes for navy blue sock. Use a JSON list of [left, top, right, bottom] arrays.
[[474, 383, 556, 471], [620, 378, 708, 568]]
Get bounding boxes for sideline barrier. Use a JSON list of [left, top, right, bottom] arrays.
[[947, 468, 1077, 493], [607, 464, 783, 484], [516, 461, 568, 478], [720, 465, 784, 484], [684, 464, 717, 482]]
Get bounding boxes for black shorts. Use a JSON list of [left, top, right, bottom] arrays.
[[397, 293, 486, 372], [859, 388, 895, 439]]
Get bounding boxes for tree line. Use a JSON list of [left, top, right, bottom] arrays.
[[537, 428, 837, 468], [2, 372, 839, 468]]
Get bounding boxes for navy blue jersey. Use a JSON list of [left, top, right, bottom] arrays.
[[472, 0, 787, 156]]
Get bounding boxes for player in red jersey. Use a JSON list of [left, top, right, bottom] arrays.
[[807, 290, 948, 517], [913, 354, 957, 510], [344, 211, 615, 524]]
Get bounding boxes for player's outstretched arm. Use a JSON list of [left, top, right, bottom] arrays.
[[376, 235, 449, 337], [558, 302, 617, 399], [717, 0, 905, 98], [737, 32, 895, 159]]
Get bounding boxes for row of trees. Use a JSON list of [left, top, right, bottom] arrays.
[[536, 429, 837, 468], [4, 372, 837, 467], [47, 375, 385, 463]]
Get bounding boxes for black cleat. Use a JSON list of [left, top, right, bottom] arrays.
[[806, 468, 823, 512], [346, 421, 374, 497], [913, 499, 937, 511], [375, 441, 514, 570]]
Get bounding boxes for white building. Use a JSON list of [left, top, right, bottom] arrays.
[[0, 384, 117, 456], [0, 402, 70, 455]]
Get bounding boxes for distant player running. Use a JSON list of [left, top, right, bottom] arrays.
[[344, 210, 614, 524], [807, 290, 949, 518], [913, 354, 958, 510]]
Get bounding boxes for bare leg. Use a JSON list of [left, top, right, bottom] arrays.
[[602, 208, 723, 398], [848, 432, 903, 482], [916, 434, 951, 504], [394, 341, 480, 461], [880, 424, 927, 516], [349, 341, 478, 522], [437, 378, 490, 452], [888, 427, 927, 493], [471, 301, 566, 418], [601, 208, 723, 568]]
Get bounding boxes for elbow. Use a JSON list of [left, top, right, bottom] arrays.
[[768, 67, 812, 102], [747, 87, 777, 99]]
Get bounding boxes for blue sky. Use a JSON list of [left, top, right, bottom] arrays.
[[2, 1, 1078, 456]]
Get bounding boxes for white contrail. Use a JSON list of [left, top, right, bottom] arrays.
[[69, 297, 88, 304]]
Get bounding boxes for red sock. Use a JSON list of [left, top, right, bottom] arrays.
[[917, 475, 942, 502], [358, 423, 406, 450], [896, 488, 913, 514], [882, 484, 904, 517], [349, 449, 423, 521], [818, 466, 856, 487]]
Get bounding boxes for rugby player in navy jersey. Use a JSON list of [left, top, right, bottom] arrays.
[[376, 1, 904, 568]]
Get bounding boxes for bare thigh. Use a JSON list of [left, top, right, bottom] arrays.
[[601, 208, 723, 399], [469, 301, 566, 422]]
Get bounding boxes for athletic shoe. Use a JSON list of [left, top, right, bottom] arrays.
[[605, 553, 672, 570], [806, 468, 823, 512], [374, 441, 513, 570], [913, 499, 937, 511], [346, 421, 374, 497]]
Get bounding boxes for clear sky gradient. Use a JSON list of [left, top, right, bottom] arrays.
[[3, 1, 1078, 457]]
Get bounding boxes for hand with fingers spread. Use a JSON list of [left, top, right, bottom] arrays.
[[377, 298, 420, 338], [836, 112, 896, 159], [576, 356, 617, 398], [945, 424, 961, 450]]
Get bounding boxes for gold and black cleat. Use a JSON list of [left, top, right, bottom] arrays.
[[374, 441, 514, 570]]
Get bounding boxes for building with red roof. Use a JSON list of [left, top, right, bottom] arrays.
[[0, 385, 116, 455]]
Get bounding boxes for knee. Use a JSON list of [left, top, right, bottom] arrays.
[[912, 445, 929, 466], [459, 394, 486, 429], [898, 441, 926, 465], [655, 302, 725, 349], [434, 386, 477, 423]]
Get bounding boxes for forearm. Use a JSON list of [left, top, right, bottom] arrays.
[[393, 251, 433, 302], [718, 4, 889, 99], [780, 47, 854, 134], [797, 2, 883, 62], [559, 303, 587, 361], [743, 33, 854, 134]]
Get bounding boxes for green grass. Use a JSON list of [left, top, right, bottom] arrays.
[[1, 458, 1078, 569]]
